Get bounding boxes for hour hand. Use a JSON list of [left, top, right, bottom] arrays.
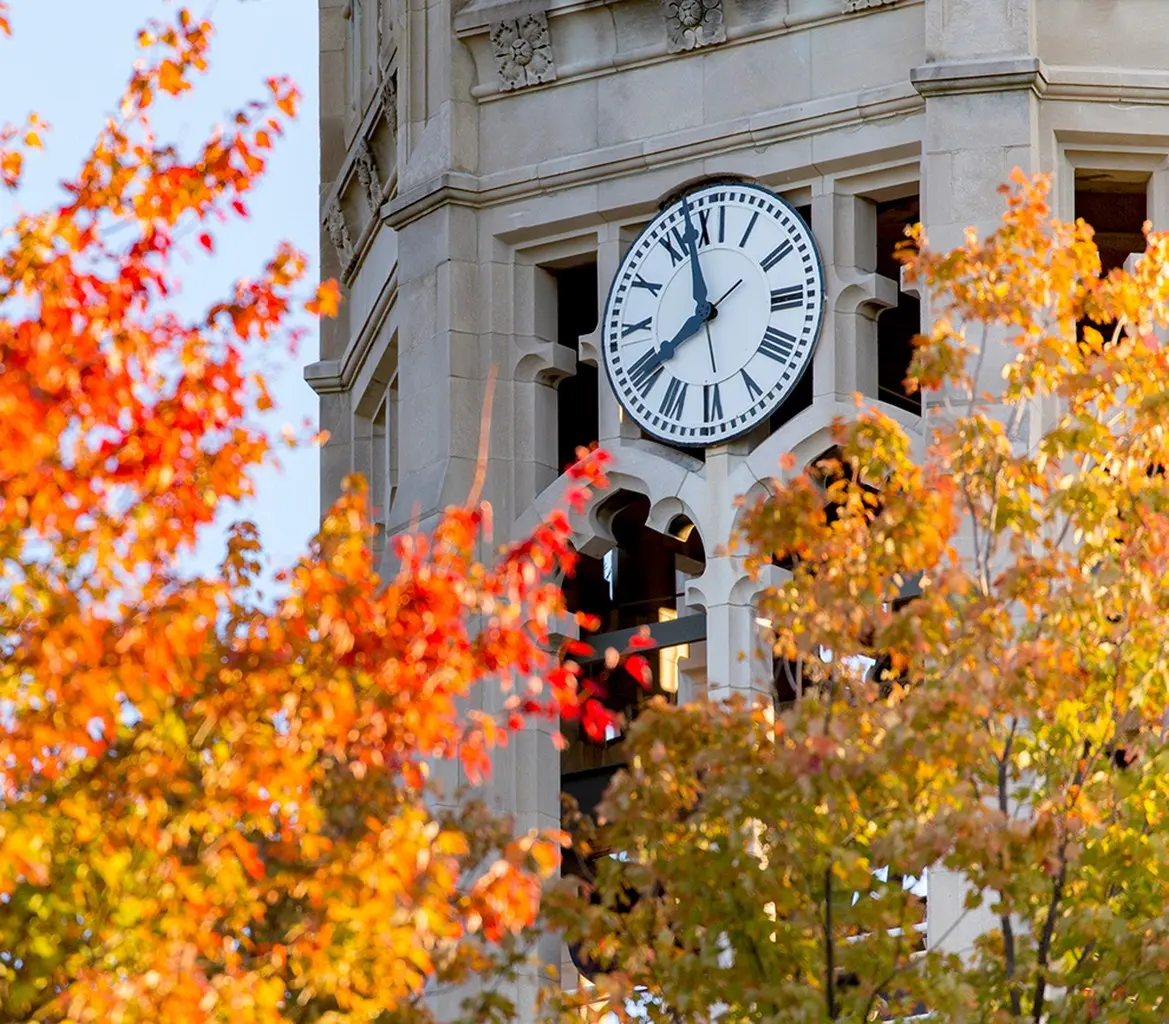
[[659, 309, 708, 360], [680, 196, 709, 309]]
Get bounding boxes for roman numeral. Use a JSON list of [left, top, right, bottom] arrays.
[[703, 382, 723, 422], [622, 317, 652, 337], [628, 349, 664, 396], [741, 368, 763, 401], [761, 240, 793, 272], [738, 210, 760, 248], [770, 285, 804, 311], [659, 231, 685, 266], [631, 274, 663, 296], [659, 377, 687, 419], [697, 208, 713, 247], [759, 326, 797, 362], [718, 205, 726, 244]]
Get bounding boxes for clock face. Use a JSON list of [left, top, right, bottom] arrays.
[[601, 182, 825, 447]]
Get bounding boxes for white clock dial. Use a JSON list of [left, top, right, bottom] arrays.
[[601, 182, 825, 447]]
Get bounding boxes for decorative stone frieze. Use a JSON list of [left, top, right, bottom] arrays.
[[324, 197, 354, 271], [844, 0, 899, 10], [379, 70, 397, 133], [489, 12, 556, 91], [354, 139, 383, 215], [662, 0, 725, 52]]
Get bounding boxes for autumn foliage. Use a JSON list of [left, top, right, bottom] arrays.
[[0, 9, 611, 1023], [547, 171, 1169, 1023]]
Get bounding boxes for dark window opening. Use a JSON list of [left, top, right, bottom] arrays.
[[553, 262, 600, 473], [769, 204, 816, 433], [1075, 170, 1148, 345], [875, 194, 922, 415], [1075, 171, 1148, 275], [560, 494, 705, 801]]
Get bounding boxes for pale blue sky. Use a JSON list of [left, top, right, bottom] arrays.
[[0, 0, 321, 573]]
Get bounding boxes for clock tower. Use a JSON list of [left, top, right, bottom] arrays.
[[311, 0, 1169, 1012]]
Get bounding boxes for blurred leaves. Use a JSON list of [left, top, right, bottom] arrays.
[[0, 8, 613, 1023]]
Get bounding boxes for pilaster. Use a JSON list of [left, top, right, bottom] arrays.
[[914, 0, 1042, 957]]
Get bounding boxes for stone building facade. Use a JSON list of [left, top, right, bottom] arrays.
[[310, 0, 1169, 1008]]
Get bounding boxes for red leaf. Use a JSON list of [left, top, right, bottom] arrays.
[[627, 628, 656, 651], [625, 654, 652, 690], [198, 232, 214, 252]]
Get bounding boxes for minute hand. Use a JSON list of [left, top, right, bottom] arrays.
[[681, 197, 709, 308]]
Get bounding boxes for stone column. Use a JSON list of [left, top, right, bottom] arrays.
[[686, 447, 774, 707], [912, 0, 1042, 958]]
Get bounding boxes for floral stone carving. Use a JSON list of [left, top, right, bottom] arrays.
[[355, 139, 383, 215], [380, 70, 397, 134], [662, 0, 725, 52], [325, 197, 354, 271], [844, 0, 900, 10], [490, 12, 556, 91]]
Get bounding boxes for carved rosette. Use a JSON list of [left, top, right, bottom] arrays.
[[324, 197, 354, 272], [354, 140, 383, 215], [844, 0, 900, 10], [662, 0, 725, 52], [490, 12, 556, 91]]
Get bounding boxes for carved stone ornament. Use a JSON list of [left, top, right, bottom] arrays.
[[489, 12, 556, 91], [325, 197, 354, 270], [380, 71, 398, 134], [662, 0, 725, 52], [354, 139, 383, 214], [844, 0, 900, 10]]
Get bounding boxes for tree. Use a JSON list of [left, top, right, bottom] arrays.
[[547, 170, 1169, 1022], [0, 9, 613, 1022]]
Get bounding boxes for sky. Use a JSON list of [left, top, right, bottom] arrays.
[[0, 0, 321, 574]]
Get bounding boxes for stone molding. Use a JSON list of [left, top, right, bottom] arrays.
[[662, 0, 726, 53], [304, 272, 398, 397], [385, 81, 923, 230], [490, 12, 557, 90], [1044, 65, 1169, 106], [910, 55, 1048, 99], [844, 0, 899, 10]]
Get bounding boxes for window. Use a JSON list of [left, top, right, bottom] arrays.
[[353, 330, 398, 561], [347, 0, 379, 116], [369, 374, 398, 554], [552, 262, 600, 473], [1075, 169, 1149, 345], [1075, 169, 1148, 275], [875, 194, 921, 415], [560, 494, 706, 796]]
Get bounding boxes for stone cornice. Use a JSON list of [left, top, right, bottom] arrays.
[[303, 271, 398, 396], [385, 80, 923, 231], [910, 55, 1048, 98], [1044, 65, 1169, 105]]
